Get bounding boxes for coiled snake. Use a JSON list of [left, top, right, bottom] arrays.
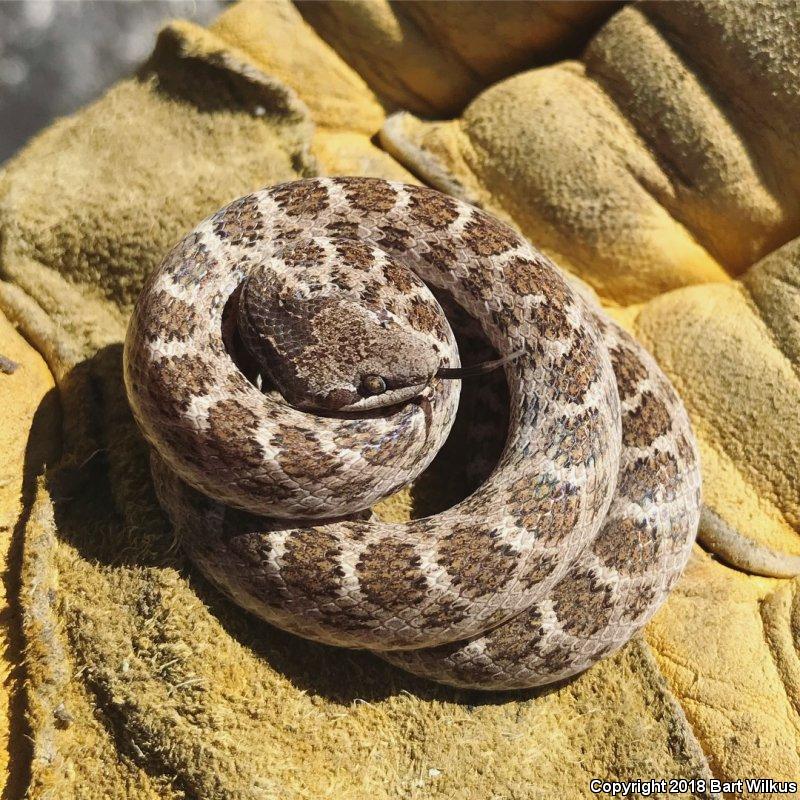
[[124, 177, 701, 690]]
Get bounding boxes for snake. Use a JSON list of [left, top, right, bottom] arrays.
[[123, 177, 701, 691]]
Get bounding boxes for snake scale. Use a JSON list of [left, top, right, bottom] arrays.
[[124, 177, 701, 690]]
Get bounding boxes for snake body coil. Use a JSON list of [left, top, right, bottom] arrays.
[[124, 177, 701, 690]]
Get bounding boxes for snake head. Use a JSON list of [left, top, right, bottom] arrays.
[[236, 254, 458, 414]]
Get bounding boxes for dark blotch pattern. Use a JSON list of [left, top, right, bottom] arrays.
[[377, 224, 413, 252], [326, 219, 360, 239], [465, 264, 496, 303], [165, 236, 216, 290], [340, 177, 398, 213], [407, 186, 460, 228], [422, 243, 457, 275], [206, 399, 270, 493], [550, 567, 614, 638], [550, 335, 599, 404], [335, 239, 375, 270], [507, 473, 581, 549], [281, 240, 326, 269], [146, 354, 214, 413], [437, 523, 518, 600], [406, 295, 448, 340], [358, 538, 429, 613], [622, 390, 672, 448], [383, 259, 416, 293], [544, 407, 604, 470], [272, 426, 342, 482], [610, 342, 648, 402], [281, 528, 345, 604], [618, 582, 657, 624], [141, 291, 199, 343], [271, 181, 330, 216], [592, 516, 660, 576], [462, 210, 520, 256], [518, 550, 559, 590], [212, 194, 264, 248], [481, 609, 546, 672], [618, 450, 680, 505]]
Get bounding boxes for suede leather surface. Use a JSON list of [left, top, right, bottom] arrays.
[[1, 2, 797, 796]]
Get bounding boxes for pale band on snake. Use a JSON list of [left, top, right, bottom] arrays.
[[123, 177, 701, 691]]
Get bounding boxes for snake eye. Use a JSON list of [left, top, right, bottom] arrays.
[[360, 374, 387, 396]]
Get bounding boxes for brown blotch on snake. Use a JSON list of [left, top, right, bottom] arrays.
[[462, 210, 521, 256], [437, 523, 519, 600], [622, 390, 672, 448]]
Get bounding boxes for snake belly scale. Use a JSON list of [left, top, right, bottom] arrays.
[[123, 177, 701, 690]]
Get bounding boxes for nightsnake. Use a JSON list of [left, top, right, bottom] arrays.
[[123, 177, 701, 690]]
